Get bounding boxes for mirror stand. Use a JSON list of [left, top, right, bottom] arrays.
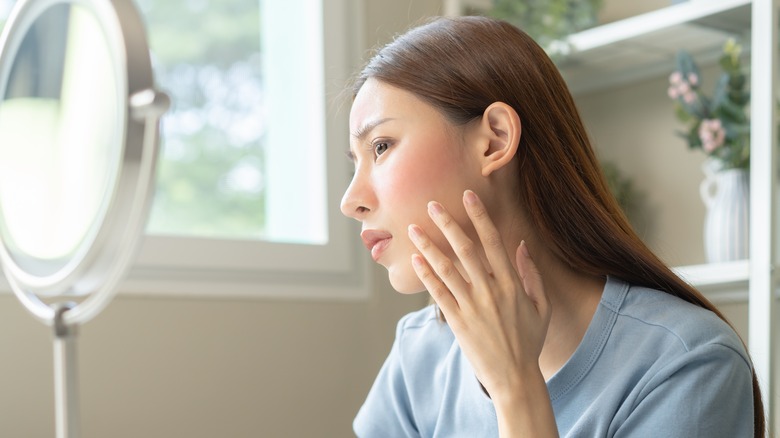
[[0, 0, 167, 435], [53, 303, 80, 438]]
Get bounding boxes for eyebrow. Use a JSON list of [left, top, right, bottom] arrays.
[[350, 117, 396, 142]]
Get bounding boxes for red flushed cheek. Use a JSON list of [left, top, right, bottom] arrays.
[[383, 139, 463, 195], [380, 154, 458, 213], [376, 151, 469, 258]]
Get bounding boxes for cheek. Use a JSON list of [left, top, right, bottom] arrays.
[[381, 148, 473, 255], [382, 145, 465, 207], [383, 158, 458, 244], [373, 139, 478, 294]]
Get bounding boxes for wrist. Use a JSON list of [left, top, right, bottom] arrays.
[[489, 364, 547, 408], [490, 367, 558, 438]]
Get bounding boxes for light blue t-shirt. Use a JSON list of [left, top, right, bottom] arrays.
[[354, 277, 754, 437]]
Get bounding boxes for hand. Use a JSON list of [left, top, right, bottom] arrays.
[[407, 190, 551, 405]]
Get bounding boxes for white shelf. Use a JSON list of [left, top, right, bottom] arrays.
[[559, 0, 751, 95], [673, 260, 749, 303], [555, 0, 760, 299]]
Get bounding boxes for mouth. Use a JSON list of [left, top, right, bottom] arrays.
[[361, 229, 393, 262]]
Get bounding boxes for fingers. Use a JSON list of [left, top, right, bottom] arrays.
[[410, 191, 542, 314], [408, 223, 471, 302], [410, 253, 460, 314], [463, 190, 518, 286], [425, 200, 493, 290]]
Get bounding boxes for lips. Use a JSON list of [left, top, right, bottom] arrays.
[[361, 229, 393, 261]]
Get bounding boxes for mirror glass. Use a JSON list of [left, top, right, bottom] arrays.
[[0, 2, 121, 278]]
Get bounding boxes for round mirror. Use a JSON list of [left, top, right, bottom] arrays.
[[0, 0, 169, 326], [0, 1, 121, 282]]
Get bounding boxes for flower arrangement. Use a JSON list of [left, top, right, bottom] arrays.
[[667, 39, 750, 170]]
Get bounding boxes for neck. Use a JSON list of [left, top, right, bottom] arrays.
[[530, 244, 605, 380], [478, 185, 605, 381], [495, 214, 604, 380]]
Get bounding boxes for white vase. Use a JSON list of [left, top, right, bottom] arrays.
[[699, 161, 750, 263]]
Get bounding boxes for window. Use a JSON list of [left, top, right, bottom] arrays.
[[125, 0, 370, 299], [0, 0, 370, 299]]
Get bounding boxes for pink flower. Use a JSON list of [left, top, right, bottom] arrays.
[[667, 73, 698, 103], [699, 119, 726, 153], [687, 73, 699, 86]]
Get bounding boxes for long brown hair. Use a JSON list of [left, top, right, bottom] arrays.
[[352, 16, 765, 436]]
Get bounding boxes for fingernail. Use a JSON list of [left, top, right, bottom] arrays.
[[464, 190, 478, 206], [520, 240, 530, 257], [428, 201, 443, 216]]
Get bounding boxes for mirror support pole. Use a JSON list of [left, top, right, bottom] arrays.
[[53, 303, 80, 438]]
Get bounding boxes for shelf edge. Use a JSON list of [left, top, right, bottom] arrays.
[[567, 0, 751, 53]]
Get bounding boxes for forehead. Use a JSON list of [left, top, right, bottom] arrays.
[[349, 78, 444, 136]]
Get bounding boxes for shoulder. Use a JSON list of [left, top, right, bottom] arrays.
[[387, 305, 464, 393], [613, 282, 749, 367], [394, 305, 455, 355], [397, 304, 439, 331], [595, 283, 756, 436]]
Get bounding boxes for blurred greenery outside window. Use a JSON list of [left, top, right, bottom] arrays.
[[140, 0, 327, 244]]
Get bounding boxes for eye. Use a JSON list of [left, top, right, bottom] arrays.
[[373, 141, 390, 158]]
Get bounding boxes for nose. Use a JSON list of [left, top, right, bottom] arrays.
[[340, 169, 374, 220]]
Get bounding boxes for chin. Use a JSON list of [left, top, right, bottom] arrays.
[[386, 265, 427, 294]]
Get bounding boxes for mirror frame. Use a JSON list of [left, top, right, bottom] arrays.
[[0, 0, 168, 326]]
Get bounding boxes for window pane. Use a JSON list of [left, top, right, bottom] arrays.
[[139, 0, 327, 244]]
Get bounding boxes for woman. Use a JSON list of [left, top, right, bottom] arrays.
[[341, 16, 764, 437]]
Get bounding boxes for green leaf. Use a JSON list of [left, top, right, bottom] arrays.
[[676, 50, 700, 77], [711, 74, 729, 109]]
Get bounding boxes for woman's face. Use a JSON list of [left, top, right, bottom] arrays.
[[341, 78, 484, 293]]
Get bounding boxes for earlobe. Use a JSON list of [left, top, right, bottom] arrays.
[[479, 102, 521, 177]]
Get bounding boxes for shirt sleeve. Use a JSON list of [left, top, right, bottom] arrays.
[[353, 316, 420, 438], [615, 343, 754, 437]]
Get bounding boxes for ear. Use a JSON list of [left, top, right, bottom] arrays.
[[477, 102, 521, 177]]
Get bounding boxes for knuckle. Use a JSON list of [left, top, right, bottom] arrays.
[[418, 268, 435, 282], [428, 283, 448, 299], [438, 213, 453, 228], [483, 231, 503, 248], [470, 204, 488, 219], [457, 240, 476, 258], [436, 259, 455, 278], [415, 237, 431, 250]]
